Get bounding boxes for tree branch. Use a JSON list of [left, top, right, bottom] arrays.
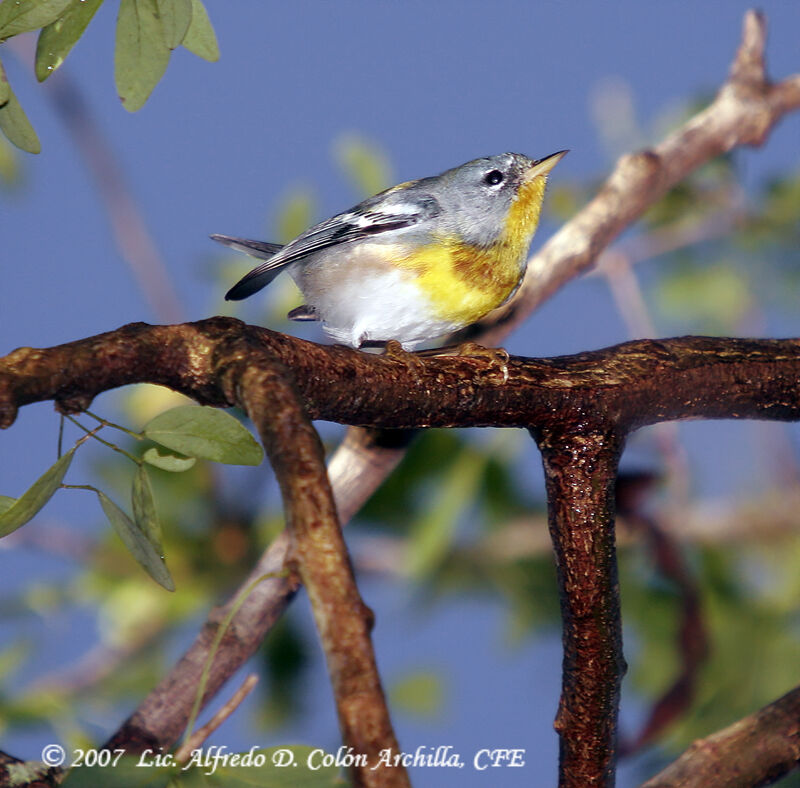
[[175, 674, 259, 762], [639, 684, 800, 788], [104, 531, 295, 753], [238, 362, 408, 787], [4, 321, 800, 432], [533, 427, 625, 786], [94, 332, 405, 786]]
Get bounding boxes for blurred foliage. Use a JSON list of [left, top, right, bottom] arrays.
[[0, 0, 218, 151], [621, 536, 800, 784], [550, 92, 800, 339], [389, 671, 444, 718], [334, 133, 393, 198]]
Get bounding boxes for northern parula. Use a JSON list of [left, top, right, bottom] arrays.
[[213, 151, 566, 350]]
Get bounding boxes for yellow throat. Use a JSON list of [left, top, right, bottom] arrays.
[[395, 174, 550, 326]]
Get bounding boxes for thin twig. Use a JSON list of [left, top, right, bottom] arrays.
[[64, 414, 141, 464], [103, 528, 294, 754], [174, 674, 259, 763]]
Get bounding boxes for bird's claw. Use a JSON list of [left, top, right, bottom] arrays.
[[453, 342, 510, 384], [383, 339, 428, 380]]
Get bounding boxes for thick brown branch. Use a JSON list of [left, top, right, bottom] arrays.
[[239, 364, 407, 787], [3, 321, 800, 433], [640, 684, 800, 787], [534, 427, 625, 786]]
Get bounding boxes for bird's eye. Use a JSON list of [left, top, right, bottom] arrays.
[[484, 169, 504, 186]]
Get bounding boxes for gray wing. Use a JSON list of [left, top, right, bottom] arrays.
[[219, 190, 440, 301]]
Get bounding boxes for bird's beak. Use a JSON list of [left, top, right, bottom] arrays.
[[524, 149, 569, 180]]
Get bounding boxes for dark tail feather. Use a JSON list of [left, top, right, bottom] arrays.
[[225, 264, 287, 300], [212, 234, 288, 300], [210, 234, 284, 260]]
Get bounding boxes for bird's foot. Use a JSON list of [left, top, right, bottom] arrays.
[[450, 342, 510, 384], [382, 339, 427, 380]]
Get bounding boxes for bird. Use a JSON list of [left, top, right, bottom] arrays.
[[212, 150, 566, 351]]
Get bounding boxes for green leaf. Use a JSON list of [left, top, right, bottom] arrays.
[[131, 464, 163, 552], [0, 72, 40, 154], [0, 0, 72, 40], [0, 136, 18, 183], [144, 406, 263, 466], [181, 0, 218, 62], [35, 0, 104, 82], [142, 445, 196, 472], [0, 449, 74, 537], [155, 0, 191, 49], [114, 0, 171, 112], [0, 495, 14, 515], [0, 57, 9, 106], [97, 491, 175, 590]]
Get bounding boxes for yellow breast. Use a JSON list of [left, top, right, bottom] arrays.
[[393, 176, 547, 326]]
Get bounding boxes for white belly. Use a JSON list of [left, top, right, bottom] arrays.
[[290, 244, 458, 349]]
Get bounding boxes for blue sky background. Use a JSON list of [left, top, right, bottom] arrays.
[[2, 2, 800, 786]]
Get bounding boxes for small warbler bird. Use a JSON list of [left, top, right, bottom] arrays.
[[213, 150, 566, 350]]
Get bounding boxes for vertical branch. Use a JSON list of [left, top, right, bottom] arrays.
[[238, 363, 409, 788], [533, 426, 626, 787]]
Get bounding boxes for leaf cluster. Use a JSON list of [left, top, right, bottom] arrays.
[[0, 0, 218, 153], [0, 405, 262, 590]]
